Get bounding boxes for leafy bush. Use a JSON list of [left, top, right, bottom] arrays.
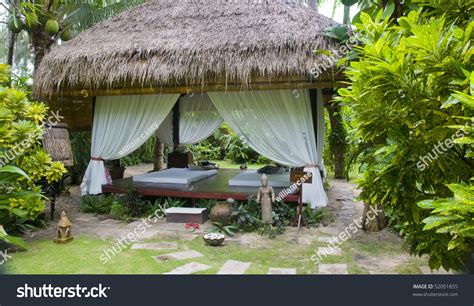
[[303, 206, 334, 227], [69, 131, 91, 183], [0, 64, 66, 231], [338, 10, 473, 270], [0, 165, 41, 249], [110, 202, 127, 221], [231, 200, 262, 232], [209, 222, 238, 236], [80, 195, 119, 214]]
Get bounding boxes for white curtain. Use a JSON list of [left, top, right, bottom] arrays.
[[81, 94, 179, 195], [157, 94, 223, 147], [157, 111, 174, 147], [208, 89, 327, 208]]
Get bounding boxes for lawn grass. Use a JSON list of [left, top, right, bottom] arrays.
[[5, 235, 315, 274], [5, 232, 428, 274]]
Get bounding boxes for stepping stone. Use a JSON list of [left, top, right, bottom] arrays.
[[318, 247, 342, 256], [267, 268, 297, 275], [319, 264, 348, 274], [154, 250, 203, 262], [420, 266, 452, 275], [217, 260, 251, 274], [318, 236, 335, 243], [131, 242, 178, 250], [319, 227, 340, 236], [99, 219, 122, 225], [164, 262, 211, 275]]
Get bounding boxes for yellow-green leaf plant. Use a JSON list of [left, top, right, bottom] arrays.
[[0, 64, 66, 232]]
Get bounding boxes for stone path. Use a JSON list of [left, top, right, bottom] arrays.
[[317, 247, 341, 256], [217, 260, 251, 274], [318, 236, 335, 243], [319, 264, 348, 274], [154, 250, 203, 262], [267, 268, 297, 275], [164, 262, 211, 275]]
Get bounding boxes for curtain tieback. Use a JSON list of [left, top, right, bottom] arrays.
[[91, 157, 104, 161], [304, 164, 318, 168]]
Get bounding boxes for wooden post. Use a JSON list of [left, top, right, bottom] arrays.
[[154, 133, 164, 171], [172, 96, 181, 149]]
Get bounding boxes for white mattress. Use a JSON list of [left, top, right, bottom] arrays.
[[133, 168, 218, 184], [228, 170, 291, 188]]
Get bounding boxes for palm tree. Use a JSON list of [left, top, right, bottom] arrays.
[[2, 0, 145, 72]]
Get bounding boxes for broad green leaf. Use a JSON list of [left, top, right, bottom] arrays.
[[381, 1, 395, 20]]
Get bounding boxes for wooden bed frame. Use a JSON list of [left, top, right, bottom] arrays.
[[102, 169, 299, 203]]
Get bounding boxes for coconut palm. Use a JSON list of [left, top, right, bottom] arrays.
[[2, 0, 145, 71]]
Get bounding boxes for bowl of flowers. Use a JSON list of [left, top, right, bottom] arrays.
[[203, 232, 225, 246]]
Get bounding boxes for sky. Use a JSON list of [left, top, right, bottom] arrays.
[[0, 0, 351, 24]]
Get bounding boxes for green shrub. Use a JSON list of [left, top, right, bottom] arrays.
[[110, 202, 127, 221], [0, 64, 66, 232], [339, 10, 473, 271], [80, 195, 119, 214]]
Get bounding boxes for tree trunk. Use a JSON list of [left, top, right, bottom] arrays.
[[7, 31, 16, 66], [327, 104, 347, 179], [154, 134, 164, 171], [30, 26, 54, 74], [362, 203, 386, 232]]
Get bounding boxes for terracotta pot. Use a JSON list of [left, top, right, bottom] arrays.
[[107, 166, 125, 180], [210, 201, 233, 225]]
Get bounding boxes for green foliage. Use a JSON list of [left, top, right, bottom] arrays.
[[418, 184, 473, 250], [122, 186, 142, 218], [187, 123, 267, 164], [0, 164, 41, 249], [0, 224, 26, 250], [110, 202, 127, 221], [231, 201, 262, 232], [304, 207, 335, 227], [0, 64, 66, 231], [120, 136, 156, 166], [209, 222, 238, 236], [80, 194, 119, 214], [257, 224, 285, 239], [339, 10, 473, 271], [70, 131, 91, 183]]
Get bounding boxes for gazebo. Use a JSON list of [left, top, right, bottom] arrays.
[[34, 0, 344, 208]]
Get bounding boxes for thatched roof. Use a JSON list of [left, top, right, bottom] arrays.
[[34, 0, 340, 98]]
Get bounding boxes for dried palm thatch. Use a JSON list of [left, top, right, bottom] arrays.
[[43, 123, 74, 167], [34, 0, 340, 98]]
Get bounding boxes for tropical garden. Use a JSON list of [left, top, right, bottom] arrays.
[[0, 0, 472, 274]]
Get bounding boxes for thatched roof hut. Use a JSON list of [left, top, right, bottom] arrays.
[[34, 0, 342, 100]]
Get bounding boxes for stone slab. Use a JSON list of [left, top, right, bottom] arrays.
[[164, 262, 211, 275], [318, 247, 342, 256], [217, 260, 251, 275], [131, 242, 178, 250], [154, 250, 203, 261], [319, 264, 348, 274], [267, 268, 297, 275], [318, 236, 335, 243]]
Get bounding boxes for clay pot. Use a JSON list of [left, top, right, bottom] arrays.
[[107, 166, 125, 180], [210, 201, 233, 225]]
